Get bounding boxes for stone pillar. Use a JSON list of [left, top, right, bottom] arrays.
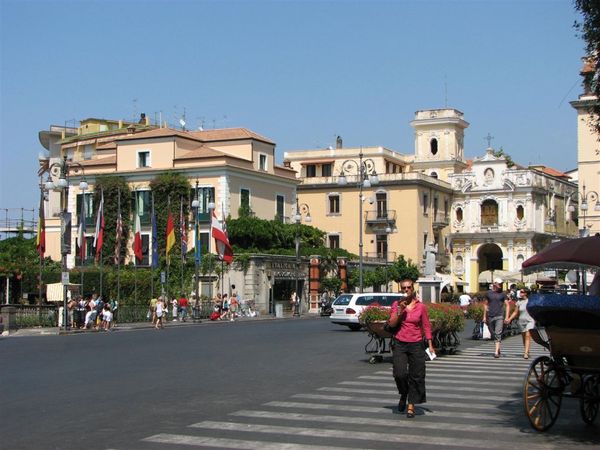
[[337, 257, 348, 292], [0, 306, 17, 335], [309, 256, 321, 313]]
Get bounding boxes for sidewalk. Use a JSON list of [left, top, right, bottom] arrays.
[[4, 312, 314, 338]]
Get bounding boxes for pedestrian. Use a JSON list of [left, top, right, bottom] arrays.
[[229, 294, 239, 321], [387, 279, 435, 418], [171, 297, 178, 321], [178, 294, 189, 322], [458, 292, 471, 315], [505, 287, 535, 359], [110, 297, 119, 328], [220, 294, 230, 320], [290, 290, 297, 313], [155, 297, 165, 329], [149, 297, 158, 324], [102, 303, 113, 331], [483, 277, 510, 358]]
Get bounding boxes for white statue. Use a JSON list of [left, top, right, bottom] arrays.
[[424, 242, 437, 277]]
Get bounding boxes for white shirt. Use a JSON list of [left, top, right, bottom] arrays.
[[459, 294, 471, 307]]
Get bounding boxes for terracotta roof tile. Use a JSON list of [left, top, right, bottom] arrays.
[[174, 145, 227, 160], [190, 128, 275, 144], [76, 156, 116, 167]]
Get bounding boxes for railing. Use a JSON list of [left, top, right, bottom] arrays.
[[364, 252, 397, 263], [0, 305, 57, 328], [365, 210, 397, 223]]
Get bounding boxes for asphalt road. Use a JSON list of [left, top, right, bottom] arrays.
[[2, 317, 375, 449], [2, 318, 598, 450]]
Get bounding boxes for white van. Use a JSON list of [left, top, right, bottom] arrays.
[[330, 293, 406, 331]]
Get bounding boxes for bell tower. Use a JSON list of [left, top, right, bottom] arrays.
[[410, 108, 469, 181]]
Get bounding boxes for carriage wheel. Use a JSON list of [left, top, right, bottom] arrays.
[[580, 375, 600, 425], [523, 356, 563, 431]]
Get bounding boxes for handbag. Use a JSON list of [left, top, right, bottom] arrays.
[[383, 321, 399, 335]]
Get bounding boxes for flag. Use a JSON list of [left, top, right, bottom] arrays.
[[211, 211, 233, 263], [166, 212, 175, 259], [114, 211, 122, 264], [36, 193, 45, 258], [180, 199, 187, 259], [77, 194, 86, 261], [133, 205, 143, 263], [93, 191, 105, 263], [151, 207, 158, 269]]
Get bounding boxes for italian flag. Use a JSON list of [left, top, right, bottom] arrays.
[[133, 211, 142, 263]]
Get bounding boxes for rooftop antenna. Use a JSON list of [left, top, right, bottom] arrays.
[[132, 98, 138, 122], [196, 116, 205, 131], [179, 107, 187, 131], [444, 74, 448, 108]]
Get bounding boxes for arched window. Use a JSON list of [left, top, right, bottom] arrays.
[[481, 199, 499, 226], [430, 138, 438, 155], [430, 171, 438, 179], [456, 207, 463, 222], [516, 205, 524, 220]]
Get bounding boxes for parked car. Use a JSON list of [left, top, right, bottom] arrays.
[[330, 293, 406, 331]]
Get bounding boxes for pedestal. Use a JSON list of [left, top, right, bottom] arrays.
[[417, 278, 443, 303]]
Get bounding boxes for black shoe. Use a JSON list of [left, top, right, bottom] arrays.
[[398, 396, 407, 413]]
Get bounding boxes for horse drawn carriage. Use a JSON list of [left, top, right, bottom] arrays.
[[521, 235, 600, 431]]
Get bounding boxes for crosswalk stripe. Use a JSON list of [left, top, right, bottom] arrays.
[[290, 394, 512, 410], [190, 420, 553, 450], [232, 407, 522, 426], [338, 380, 514, 392], [318, 386, 513, 401], [142, 433, 356, 449], [360, 374, 522, 384]]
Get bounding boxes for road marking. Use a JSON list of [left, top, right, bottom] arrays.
[[338, 380, 512, 392], [142, 433, 356, 449], [318, 386, 513, 401], [190, 420, 554, 450]]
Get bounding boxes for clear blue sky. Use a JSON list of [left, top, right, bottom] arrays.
[[0, 0, 585, 212]]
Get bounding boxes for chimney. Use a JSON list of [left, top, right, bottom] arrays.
[[127, 124, 136, 134]]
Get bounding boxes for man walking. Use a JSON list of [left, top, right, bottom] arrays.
[[483, 277, 509, 358]]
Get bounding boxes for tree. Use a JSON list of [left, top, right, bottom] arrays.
[[388, 255, 421, 283], [574, 1, 600, 135]]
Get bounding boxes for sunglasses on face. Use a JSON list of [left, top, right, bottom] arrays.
[[401, 285, 413, 290]]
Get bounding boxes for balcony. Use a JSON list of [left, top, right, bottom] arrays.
[[365, 209, 397, 226], [432, 211, 450, 229], [364, 251, 397, 263]]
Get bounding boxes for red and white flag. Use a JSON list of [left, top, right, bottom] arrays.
[[133, 211, 143, 263], [211, 211, 233, 263], [93, 191, 105, 263]]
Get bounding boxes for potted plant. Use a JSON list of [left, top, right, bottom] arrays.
[[359, 305, 392, 338]]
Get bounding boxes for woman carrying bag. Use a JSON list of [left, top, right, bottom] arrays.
[[387, 279, 435, 418]]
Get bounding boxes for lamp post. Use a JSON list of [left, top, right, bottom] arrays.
[[294, 198, 311, 317], [338, 148, 378, 293], [191, 180, 215, 318], [568, 183, 600, 237], [384, 222, 398, 292], [42, 155, 87, 331]]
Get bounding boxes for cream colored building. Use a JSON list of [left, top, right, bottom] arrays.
[[284, 110, 461, 278], [448, 150, 579, 292], [570, 57, 600, 236], [38, 116, 298, 268]]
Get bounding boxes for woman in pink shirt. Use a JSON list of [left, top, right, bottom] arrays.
[[387, 279, 434, 418]]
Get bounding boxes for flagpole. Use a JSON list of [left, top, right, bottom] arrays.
[[99, 188, 104, 298], [165, 196, 170, 301], [80, 182, 86, 297], [116, 189, 121, 305], [134, 192, 138, 303], [38, 177, 44, 312], [151, 195, 155, 300], [180, 196, 184, 295]]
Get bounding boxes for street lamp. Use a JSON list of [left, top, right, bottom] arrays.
[[338, 148, 379, 293], [191, 180, 214, 319], [294, 198, 311, 317], [568, 183, 600, 236], [384, 222, 398, 292], [41, 154, 87, 331]]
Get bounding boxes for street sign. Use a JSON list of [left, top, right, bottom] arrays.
[[161, 271, 166, 283], [61, 272, 69, 285]]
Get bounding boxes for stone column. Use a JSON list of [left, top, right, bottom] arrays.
[[309, 256, 321, 313], [337, 257, 348, 292]]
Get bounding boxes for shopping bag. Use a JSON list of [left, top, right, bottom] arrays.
[[482, 323, 491, 340]]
